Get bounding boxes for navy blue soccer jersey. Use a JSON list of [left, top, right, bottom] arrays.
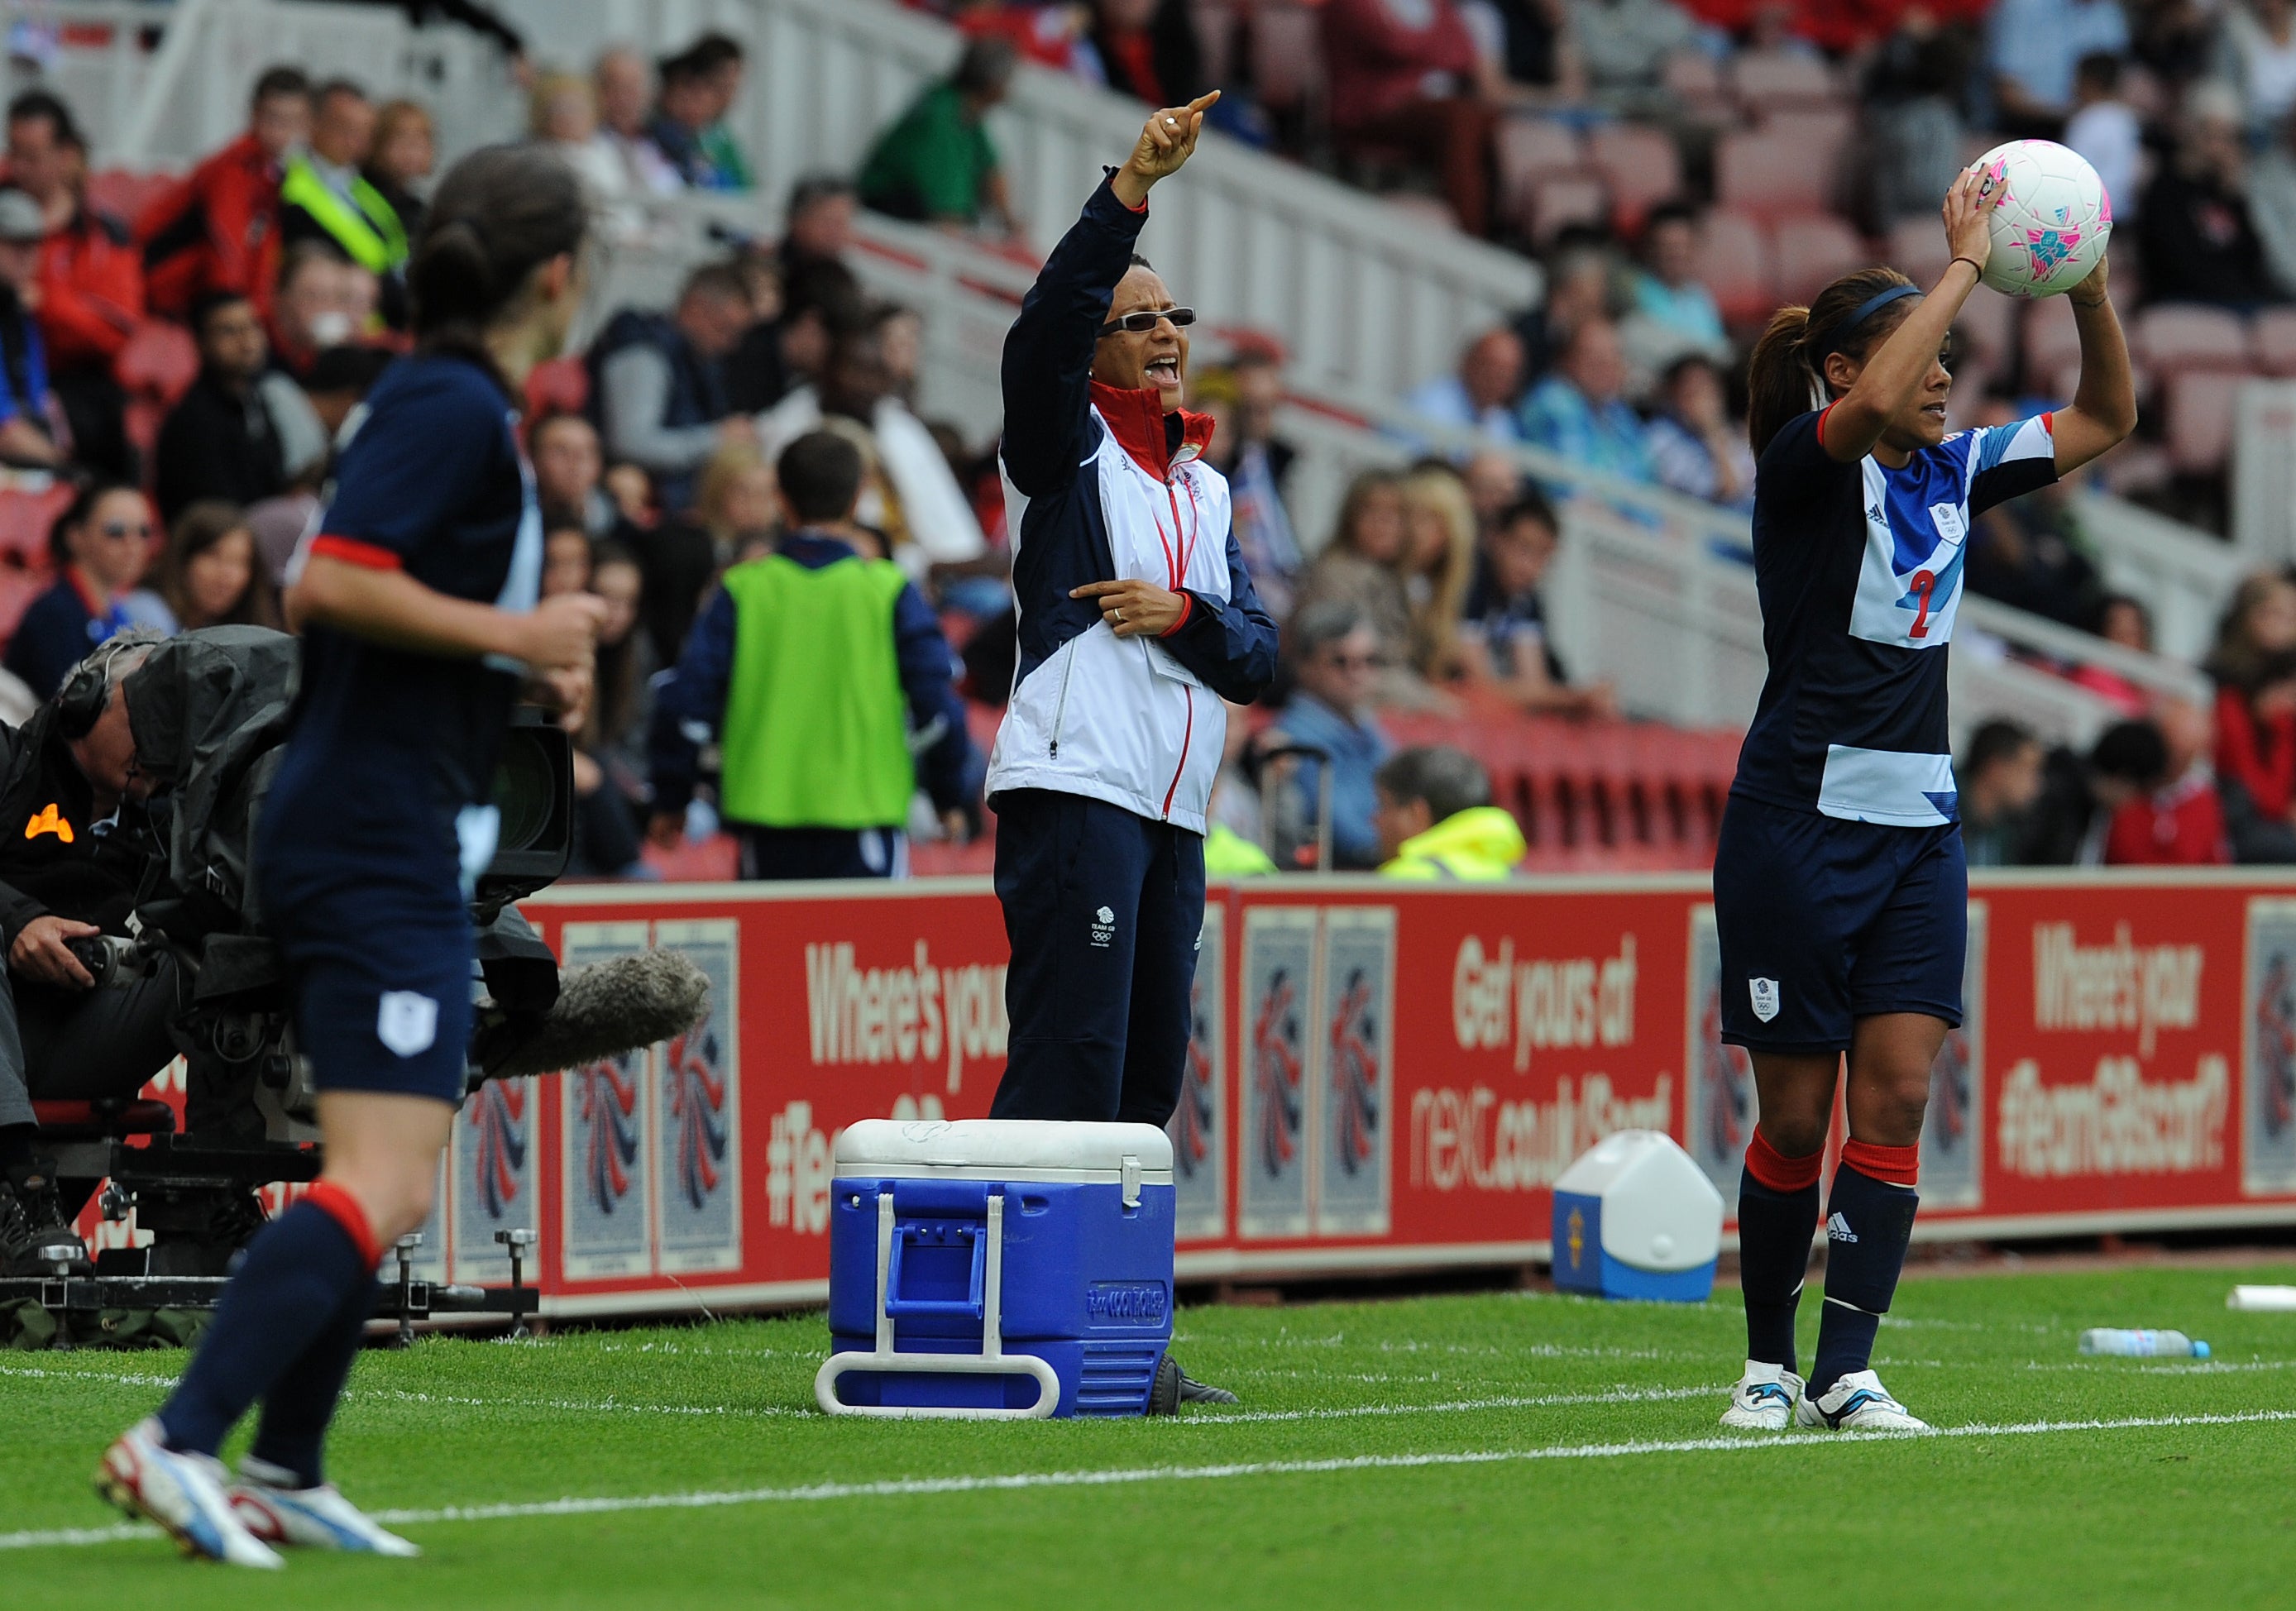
[[1730, 405, 2059, 826], [269, 352, 542, 869]]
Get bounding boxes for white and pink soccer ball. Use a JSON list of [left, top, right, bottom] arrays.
[[1964, 140, 2112, 299]]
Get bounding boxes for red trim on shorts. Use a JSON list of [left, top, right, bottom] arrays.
[[1744, 1129, 1824, 1193], [307, 535, 404, 571], [304, 1179, 383, 1269], [1840, 1137, 1920, 1188]]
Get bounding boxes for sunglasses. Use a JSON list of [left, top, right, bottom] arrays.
[[98, 521, 152, 541], [1097, 306, 1196, 338]]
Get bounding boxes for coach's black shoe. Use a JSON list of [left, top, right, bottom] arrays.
[[1, 1158, 92, 1275], [1149, 1354, 1239, 1413]]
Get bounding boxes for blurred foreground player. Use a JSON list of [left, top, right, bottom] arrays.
[[97, 146, 605, 1566], [983, 92, 1278, 1403], [1715, 169, 2134, 1433]]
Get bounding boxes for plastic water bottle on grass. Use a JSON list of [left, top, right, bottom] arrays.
[[2078, 1328, 2210, 1359]]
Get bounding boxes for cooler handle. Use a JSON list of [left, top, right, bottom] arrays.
[[881, 1210, 990, 1319]]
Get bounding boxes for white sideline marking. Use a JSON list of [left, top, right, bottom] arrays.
[[10, 1408, 2291, 1552], [1187, 1383, 1724, 1424]]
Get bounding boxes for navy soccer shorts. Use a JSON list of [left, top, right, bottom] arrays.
[[1713, 795, 1967, 1054], [261, 858, 475, 1107]]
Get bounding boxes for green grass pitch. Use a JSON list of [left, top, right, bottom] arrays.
[[5, 1260, 2296, 1609]]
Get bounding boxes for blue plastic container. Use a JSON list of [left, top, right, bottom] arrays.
[[820, 1120, 1175, 1418]]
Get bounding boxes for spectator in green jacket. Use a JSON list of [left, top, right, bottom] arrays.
[[858, 36, 1024, 239]]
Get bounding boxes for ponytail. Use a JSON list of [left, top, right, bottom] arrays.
[[408, 144, 587, 389], [1744, 266, 1918, 457]]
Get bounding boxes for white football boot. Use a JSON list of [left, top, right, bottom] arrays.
[[229, 1458, 421, 1556], [94, 1418, 284, 1568], [1719, 1361, 1806, 1431], [1795, 1369, 1930, 1432]]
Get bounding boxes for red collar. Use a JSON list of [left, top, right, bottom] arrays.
[[1089, 380, 1214, 481]]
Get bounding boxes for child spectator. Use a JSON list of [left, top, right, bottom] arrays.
[[648, 431, 975, 880], [1457, 489, 1618, 716], [146, 500, 280, 633], [1373, 743, 1526, 878]]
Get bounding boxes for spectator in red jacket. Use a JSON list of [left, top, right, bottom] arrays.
[[2101, 703, 2232, 866], [1322, 0, 1504, 237], [137, 65, 311, 322], [6, 90, 141, 479]]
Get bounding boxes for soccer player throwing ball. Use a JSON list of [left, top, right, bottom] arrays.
[[97, 146, 604, 1565], [1715, 169, 2133, 1432]]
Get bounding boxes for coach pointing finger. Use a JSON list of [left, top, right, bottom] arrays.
[[981, 88, 1275, 1403]]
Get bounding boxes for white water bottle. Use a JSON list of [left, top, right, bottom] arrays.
[[2078, 1327, 2211, 1360]]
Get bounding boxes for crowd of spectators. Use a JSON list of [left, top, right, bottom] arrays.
[[13, 2, 2296, 882]]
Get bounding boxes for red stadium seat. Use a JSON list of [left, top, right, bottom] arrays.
[[1662, 49, 1723, 100], [0, 482, 73, 566], [1692, 209, 1777, 326], [113, 319, 199, 406], [1191, 0, 1240, 88], [525, 356, 589, 417], [1714, 131, 1829, 222], [2021, 293, 2083, 380], [1496, 118, 1583, 188], [1954, 289, 2015, 373], [1249, 2, 1323, 113], [1760, 105, 1854, 164], [2131, 304, 2250, 375], [1770, 215, 1867, 307], [1883, 217, 1951, 284], [2166, 370, 2241, 473], [2255, 308, 2296, 376], [1525, 173, 1607, 246], [1588, 125, 1681, 231], [1730, 50, 1840, 106]]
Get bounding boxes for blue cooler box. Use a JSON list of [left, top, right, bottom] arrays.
[[817, 1119, 1175, 1419], [1550, 1129, 1723, 1303]]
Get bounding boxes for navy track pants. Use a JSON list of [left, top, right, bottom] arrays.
[[988, 788, 1205, 1126]]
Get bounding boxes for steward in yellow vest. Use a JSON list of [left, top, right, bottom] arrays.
[[646, 432, 978, 881], [1373, 743, 1525, 880]]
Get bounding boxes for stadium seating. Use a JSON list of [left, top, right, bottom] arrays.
[[1714, 131, 1829, 222], [1586, 125, 1681, 232], [2166, 370, 2242, 474], [1692, 210, 1775, 326], [1771, 215, 1865, 307]]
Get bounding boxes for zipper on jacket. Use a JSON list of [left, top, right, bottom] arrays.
[[1048, 638, 1079, 758], [1160, 685, 1193, 820]]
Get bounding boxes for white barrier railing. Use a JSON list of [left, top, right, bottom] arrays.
[[28, 0, 524, 173], [512, 0, 1541, 410]]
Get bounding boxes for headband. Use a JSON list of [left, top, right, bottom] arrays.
[[1813, 284, 1921, 358]]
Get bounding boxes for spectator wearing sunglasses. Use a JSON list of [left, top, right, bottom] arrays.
[[4, 483, 156, 699]]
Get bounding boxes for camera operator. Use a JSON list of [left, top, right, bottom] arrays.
[[0, 632, 184, 1274]]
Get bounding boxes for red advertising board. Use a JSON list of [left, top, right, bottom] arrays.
[[177, 869, 2296, 1319]]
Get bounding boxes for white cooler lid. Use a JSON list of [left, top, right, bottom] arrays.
[[835, 1119, 1174, 1184]]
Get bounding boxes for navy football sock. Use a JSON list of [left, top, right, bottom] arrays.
[[1737, 1130, 1823, 1373], [157, 1186, 379, 1460], [1810, 1143, 1920, 1399], [246, 1270, 376, 1489]]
